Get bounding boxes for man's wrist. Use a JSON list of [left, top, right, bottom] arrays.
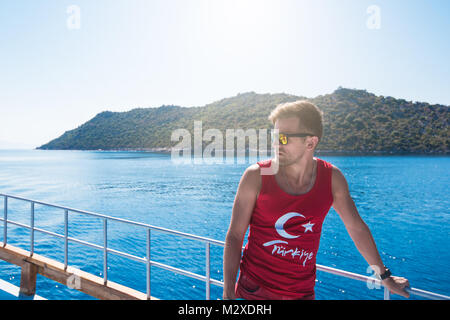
[[378, 267, 392, 281], [223, 286, 236, 299]]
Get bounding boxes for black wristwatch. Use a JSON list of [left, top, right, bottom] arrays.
[[379, 268, 392, 280]]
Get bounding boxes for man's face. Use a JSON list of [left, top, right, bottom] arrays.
[[273, 117, 309, 166]]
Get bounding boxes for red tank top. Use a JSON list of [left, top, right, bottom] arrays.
[[239, 157, 334, 298]]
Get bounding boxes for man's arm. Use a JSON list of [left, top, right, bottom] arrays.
[[331, 165, 410, 298], [223, 164, 261, 300]]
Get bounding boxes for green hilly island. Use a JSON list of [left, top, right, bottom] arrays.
[[38, 88, 449, 155]]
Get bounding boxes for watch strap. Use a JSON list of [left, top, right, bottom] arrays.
[[379, 268, 392, 280]]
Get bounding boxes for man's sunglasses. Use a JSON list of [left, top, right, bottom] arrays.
[[272, 132, 315, 145]]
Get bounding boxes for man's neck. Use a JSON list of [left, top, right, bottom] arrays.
[[278, 155, 316, 187]]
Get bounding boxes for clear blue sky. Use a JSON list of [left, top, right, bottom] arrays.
[[0, 0, 449, 148]]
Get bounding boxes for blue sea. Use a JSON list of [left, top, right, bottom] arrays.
[[0, 150, 448, 300]]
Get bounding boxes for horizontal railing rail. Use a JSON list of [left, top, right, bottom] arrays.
[[0, 193, 449, 300]]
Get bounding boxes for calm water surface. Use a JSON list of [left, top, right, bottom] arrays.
[[0, 150, 448, 300]]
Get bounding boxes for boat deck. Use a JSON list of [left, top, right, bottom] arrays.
[[0, 278, 46, 300], [1, 193, 449, 301]]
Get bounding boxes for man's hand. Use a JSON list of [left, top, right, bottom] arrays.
[[331, 167, 411, 299], [382, 276, 411, 298]]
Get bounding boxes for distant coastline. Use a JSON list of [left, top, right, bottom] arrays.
[[36, 89, 449, 155], [34, 147, 449, 156]]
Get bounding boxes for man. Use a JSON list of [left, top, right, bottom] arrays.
[[223, 100, 410, 300]]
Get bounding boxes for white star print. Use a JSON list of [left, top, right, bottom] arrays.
[[302, 222, 314, 233]]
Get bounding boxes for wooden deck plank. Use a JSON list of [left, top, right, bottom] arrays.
[[0, 242, 158, 300]]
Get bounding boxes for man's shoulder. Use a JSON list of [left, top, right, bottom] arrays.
[[330, 164, 344, 180], [330, 163, 340, 173], [315, 157, 333, 169], [244, 163, 262, 181], [237, 163, 262, 196], [248, 163, 262, 172], [330, 164, 349, 194], [245, 158, 273, 175]]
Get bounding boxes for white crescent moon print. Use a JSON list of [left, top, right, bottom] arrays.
[[275, 212, 305, 239]]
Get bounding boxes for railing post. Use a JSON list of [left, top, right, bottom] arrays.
[[384, 286, 391, 300], [64, 210, 68, 270], [103, 218, 108, 285], [19, 261, 38, 296], [146, 228, 151, 299], [3, 196, 7, 246], [30, 202, 35, 256], [205, 242, 210, 300]]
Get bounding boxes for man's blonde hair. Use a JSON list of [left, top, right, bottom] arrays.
[[268, 100, 324, 144]]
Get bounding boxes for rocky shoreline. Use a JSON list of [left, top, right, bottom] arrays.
[[36, 147, 448, 156]]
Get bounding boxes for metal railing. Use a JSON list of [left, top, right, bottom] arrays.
[[1, 193, 449, 300]]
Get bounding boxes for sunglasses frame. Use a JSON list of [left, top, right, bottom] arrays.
[[272, 132, 316, 145]]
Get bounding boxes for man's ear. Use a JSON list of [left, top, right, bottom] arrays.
[[307, 136, 319, 150]]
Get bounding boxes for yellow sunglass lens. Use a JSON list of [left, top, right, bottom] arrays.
[[271, 133, 288, 145]]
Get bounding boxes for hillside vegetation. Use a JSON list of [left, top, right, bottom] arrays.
[[38, 88, 449, 154]]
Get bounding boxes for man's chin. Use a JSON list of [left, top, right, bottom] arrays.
[[276, 155, 290, 166]]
